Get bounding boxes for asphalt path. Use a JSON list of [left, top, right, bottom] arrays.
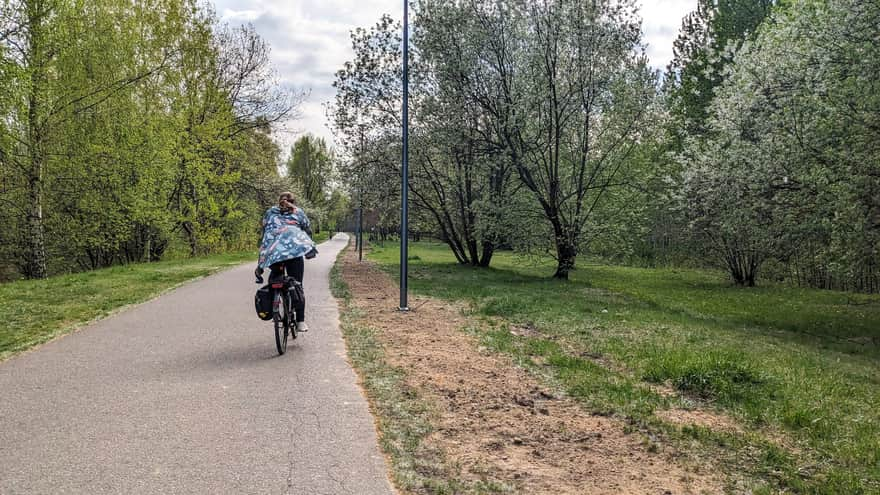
[[0, 234, 395, 495]]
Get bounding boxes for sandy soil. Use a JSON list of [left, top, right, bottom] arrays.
[[340, 247, 726, 494]]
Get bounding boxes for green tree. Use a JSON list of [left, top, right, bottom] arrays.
[[329, 15, 405, 244], [0, 0, 182, 276], [641, 0, 777, 277], [0, 1, 299, 279], [458, 0, 656, 279], [685, 0, 880, 289], [286, 134, 333, 207], [665, 0, 775, 144], [167, 16, 300, 255], [324, 188, 351, 233]]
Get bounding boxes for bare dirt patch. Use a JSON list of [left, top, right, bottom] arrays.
[[656, 408, 742, 433], [340, 248, 725, 494]]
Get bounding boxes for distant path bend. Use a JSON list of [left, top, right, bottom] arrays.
[[0, 233, 395, 495]]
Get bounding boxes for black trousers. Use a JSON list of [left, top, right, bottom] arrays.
[[269, 257, 305, 322]]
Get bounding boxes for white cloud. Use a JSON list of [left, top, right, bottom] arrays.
[[212, 0, 696, 149], [639, 0, 696, 72], [213, 0, 400, 151]]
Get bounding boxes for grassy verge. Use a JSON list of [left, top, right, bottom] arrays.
[[331, 246, 510, 494], [369, 241, 880, 494], [313, 231, 331, 243], [0, 251, 254, 361]]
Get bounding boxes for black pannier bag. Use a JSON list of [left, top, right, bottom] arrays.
[[288, 280, 305, 305], [255, 284, 273, 321]]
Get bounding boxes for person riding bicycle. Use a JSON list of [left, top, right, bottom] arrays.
[[254, 192, 317, 331]]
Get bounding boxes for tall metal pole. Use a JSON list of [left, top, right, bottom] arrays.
[[358, 206, 364, 261], [358, 128, 365, 262], [399, 0, 410, 311], [355, 206, 361, 259]]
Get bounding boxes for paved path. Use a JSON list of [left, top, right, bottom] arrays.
[[0, 234, 394, 495]]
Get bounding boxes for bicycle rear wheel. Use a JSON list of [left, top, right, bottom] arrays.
[[274, 293, 289, 355], [286, 292, 297, 340]]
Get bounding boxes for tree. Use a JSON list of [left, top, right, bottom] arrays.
[[0, 0, 180, 276], [682, 134, 777, 286], [329, 15, 402, 238], [684, 0, 880, 290], [167, 16, 301, 255], [664, 0, 775, 144], [324, 188, 351, 232], [286, 134, 332, 207], [644, 0, 777, 280], [460, 0, 656, 279], [331, 10, 516, 266], [0, 1, 299, 278], [411, 0, 519, 266]]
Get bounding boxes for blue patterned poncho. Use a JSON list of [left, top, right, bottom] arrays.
[[258, 206, 315, 269]]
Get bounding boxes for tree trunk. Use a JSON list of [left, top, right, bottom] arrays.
[[26, 176, 47, 278], [725, 245, 761, 287], [554, 243, 576, 279], [727, 252, 746, 286], [478, 240, 494, 267], [553, 226, 577, 280], [25, 5, 48, 279], [149, 231, 168, 261], [466, 238, 480, 266], [181, 221, 198, 256]]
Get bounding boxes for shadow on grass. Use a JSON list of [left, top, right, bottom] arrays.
[[402, 253, 880, 359]]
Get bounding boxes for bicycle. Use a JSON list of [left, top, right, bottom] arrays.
[[268, 275, 301, 355], [254, 248, 316, 354]]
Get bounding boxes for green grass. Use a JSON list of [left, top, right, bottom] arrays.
[[330, 249, 512, 494], [0, 251, 254, 360], [312, 230, 331, 243], [369, 241, 880, 494]]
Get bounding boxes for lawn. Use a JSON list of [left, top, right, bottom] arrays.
[[369, 241, 880, 494], [312, 230, 331, 243], [0, 251, 254, 361]]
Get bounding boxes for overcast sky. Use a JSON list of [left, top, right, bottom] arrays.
[[213, 0, 696, 151]]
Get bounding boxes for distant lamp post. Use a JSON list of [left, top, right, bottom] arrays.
[[399, 0, 410, 311], [358, 205, 364, 261], [358, 129, 365, 262]]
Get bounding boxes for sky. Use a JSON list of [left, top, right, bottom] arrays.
[[213, 0, 696, 151]]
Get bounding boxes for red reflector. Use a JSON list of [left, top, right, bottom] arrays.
[[271, 283, 284, 288]]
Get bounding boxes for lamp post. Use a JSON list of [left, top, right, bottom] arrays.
[[399, 0, 410, 311], [355, 204, 361, 259], [358, 205, 363, 261], [358, 127, 365, 262]]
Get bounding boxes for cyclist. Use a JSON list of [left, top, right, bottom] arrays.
[[254, 192, 317, 331]]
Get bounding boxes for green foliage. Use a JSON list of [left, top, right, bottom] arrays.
[[323, 188, 352, 232], [331, 8, 512, 266], [332, 0, 659, 275], [682, 0, 880, 290], [286, 134, 333, 207], [665, 0, 774, 141], [632, 0, 779, 284], [329, 14, 402, 234], [0, 0, 298, 279]]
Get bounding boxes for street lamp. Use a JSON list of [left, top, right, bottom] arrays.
[[399, 0, 410, 311]]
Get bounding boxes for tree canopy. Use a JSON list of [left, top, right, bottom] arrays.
[[0, 0, 301, 279], [331, 0, 878, 292]]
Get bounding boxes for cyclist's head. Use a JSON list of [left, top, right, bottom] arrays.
[[278, 192, 296, 209]]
